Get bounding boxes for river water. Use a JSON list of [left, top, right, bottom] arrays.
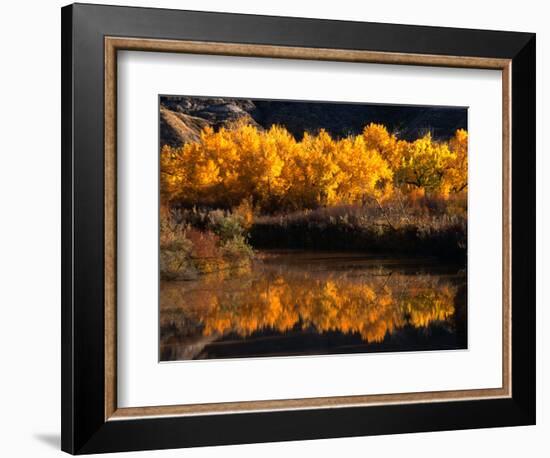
[[160, 250, 467, 361]]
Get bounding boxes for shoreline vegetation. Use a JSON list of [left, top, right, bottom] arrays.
[[160, 122, 467, 280]]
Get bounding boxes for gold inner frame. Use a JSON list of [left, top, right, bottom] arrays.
[[104, 37, 512, 421]]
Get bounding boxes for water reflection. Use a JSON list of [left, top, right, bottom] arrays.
[[160, 251, 466, 361]]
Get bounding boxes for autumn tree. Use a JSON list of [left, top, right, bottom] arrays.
[[362, 123, 406, 171], [287, 130, 341, 208], [254, 125, 293, 209], [394, 133, 455, 196], [335, 135, 393, 205], [445, 128, 468, 193]]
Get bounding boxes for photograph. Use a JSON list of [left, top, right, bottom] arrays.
[[159, 96, 469, 361], [55, 3, 537, 454]]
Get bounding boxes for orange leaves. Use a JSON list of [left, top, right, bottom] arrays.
[[161, 121, 468, 211], [186, 227, 220, 259]]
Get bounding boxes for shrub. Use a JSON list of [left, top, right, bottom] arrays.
[[186, 227, 220, 259], [160, 218, 196, 280], [221, 235, 255, 261], [160, 209, 255, 280], [208, 210, 246, 242]]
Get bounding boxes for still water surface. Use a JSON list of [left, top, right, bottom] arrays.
[[160, 251, 467, 361]]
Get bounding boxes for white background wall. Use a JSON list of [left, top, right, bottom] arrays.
[[0, 0, 545, 456]]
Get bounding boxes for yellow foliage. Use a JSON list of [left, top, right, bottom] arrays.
[[336, 135, 393, 204], [446, 128, 468, 194], [395, 133, 456, 196], [362, 123, 402, 170], [233, 198, 255, 229], [161, 122, 468, 210]]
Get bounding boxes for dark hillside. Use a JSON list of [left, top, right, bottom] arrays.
[[160, 95, 467, 147]]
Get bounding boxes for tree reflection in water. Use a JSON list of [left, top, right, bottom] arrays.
[[160, 252, 466, 361]]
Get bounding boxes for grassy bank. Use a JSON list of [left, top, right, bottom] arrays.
[[250, 198, 466, 263]]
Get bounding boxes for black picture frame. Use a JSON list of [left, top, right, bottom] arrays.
[[61, 3, 536, 454]]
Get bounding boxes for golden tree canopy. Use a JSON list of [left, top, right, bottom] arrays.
[[161, 121, 468, 210]]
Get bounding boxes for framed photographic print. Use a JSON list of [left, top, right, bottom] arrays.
[[61, 3, 536, 454]]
